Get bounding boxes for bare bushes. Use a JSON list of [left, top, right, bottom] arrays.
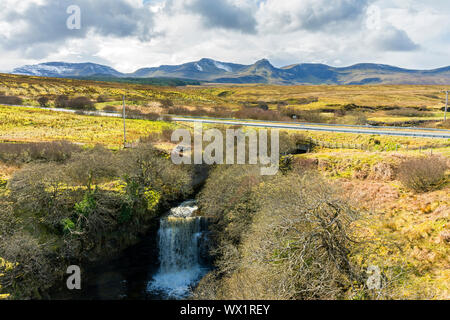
[[0, 232, 59, 299], [437, 119, 450, 129], [0, 141, 80, 164], [198, 165, 263, 246], [228, 173, 360, 299], [55, 95, 94, 110], [139, 129, 174, 144], [398, 156, 448, 192], [37, 96, 49, 107], [336, 111, 368, 125], [0, 95, 23, 105], [234, 107, 289, 121], [164, 101, 332, 123], [0, 204, 59, 299], [55, 95, 69, 108], [168, 106, 191, 115], [195, 168, 362, 300], [67, 96, 95, 110], [118, 144, 192, 207], [278, 105, 327, 123], [102, 105, 118, 113], [159, 99, 174, 108], [65, 145, 118, 192], [96, 95, 110, 103], [2, 143, 194, 298], [125, 108, 160, 120], [167, 105, 292, 122]]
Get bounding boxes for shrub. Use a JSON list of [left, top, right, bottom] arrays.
[[195, 171, 363, 300], [345, 111, 368, 125], [74, 191, 97, 216], [161, 115, 173, 122], [292, 157, 319, 173], [437, 119, 450, 129], [198, 165, 263, 247], [67, 96, 95, 110], [297, 96, 319, 105], [124, 108, 143, 119], [161, 129, 174, 141], [37, 96, 49, 107], [0, 95, 23, 105], [296, 110, 327, 123], [61, 218, 75, 234], [142, 112, 160, 121], [0, 204, 17, 239], [0, 232, 59, 299], [7, 162, 72, 225], [102, 105, 118, 113], [139, 132, 160, 144], [118, 144, 192, 206], [398, 156, 448, 192], [2, 143, 195, 298], [234, 107, 287, 121], [278, 106, 326, 123], [0, 141, 80, 163], [124, 108, 159, 120], [54, 95, 69, 108], [159, 99, 174, 108], [168, 106, 190, 115], [65, 145, 118, 192], [207, 106, 231, 118], [386, 108, 428, 117], [257, 101, 269, 111], [96, 95, 109, 103]]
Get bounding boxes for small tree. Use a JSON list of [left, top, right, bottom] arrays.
[[67, 96, 95, 110], [55, 95, 69, 108], [65, 146, 117, 192], [37, 97, 49, 107]]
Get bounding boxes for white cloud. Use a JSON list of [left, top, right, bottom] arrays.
[[0, 0, 448, 72], [256, 0, 372, 33]]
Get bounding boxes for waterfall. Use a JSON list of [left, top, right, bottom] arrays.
[[147, 200, 209, 299]]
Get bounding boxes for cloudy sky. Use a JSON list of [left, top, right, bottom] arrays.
[[0, 0, 449, 72]]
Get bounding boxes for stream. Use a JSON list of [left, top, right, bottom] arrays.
[[148, 200, 210, 299], [50, 200, 211, 300]]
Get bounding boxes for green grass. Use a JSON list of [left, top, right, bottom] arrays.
[[0, 105, 176, 147]]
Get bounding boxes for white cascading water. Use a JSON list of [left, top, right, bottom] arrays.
[[147, 200, 208, 299]]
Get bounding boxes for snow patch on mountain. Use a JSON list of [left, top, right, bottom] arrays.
[[13, 64, 74, 76], [194, 63, 203, 72], [214, 61, 232, 72]]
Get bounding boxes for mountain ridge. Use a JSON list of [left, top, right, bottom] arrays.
[[11, 59, 450, 85]]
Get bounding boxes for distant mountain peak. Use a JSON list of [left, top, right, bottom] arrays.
[[198, 58, 215, 63], [12, 61, 122, 77], [10, 59, 450, 85], [254, 58, 274, 67]]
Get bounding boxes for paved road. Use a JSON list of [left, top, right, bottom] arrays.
[[171, 115, 450, 132], [4, 104, 450, 139], [172, 117, 450, 139]]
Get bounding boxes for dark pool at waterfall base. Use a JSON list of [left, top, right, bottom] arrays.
[[49, 200, 211, 300]]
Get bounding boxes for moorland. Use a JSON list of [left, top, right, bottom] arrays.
[[0, 74, 449, 300]]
